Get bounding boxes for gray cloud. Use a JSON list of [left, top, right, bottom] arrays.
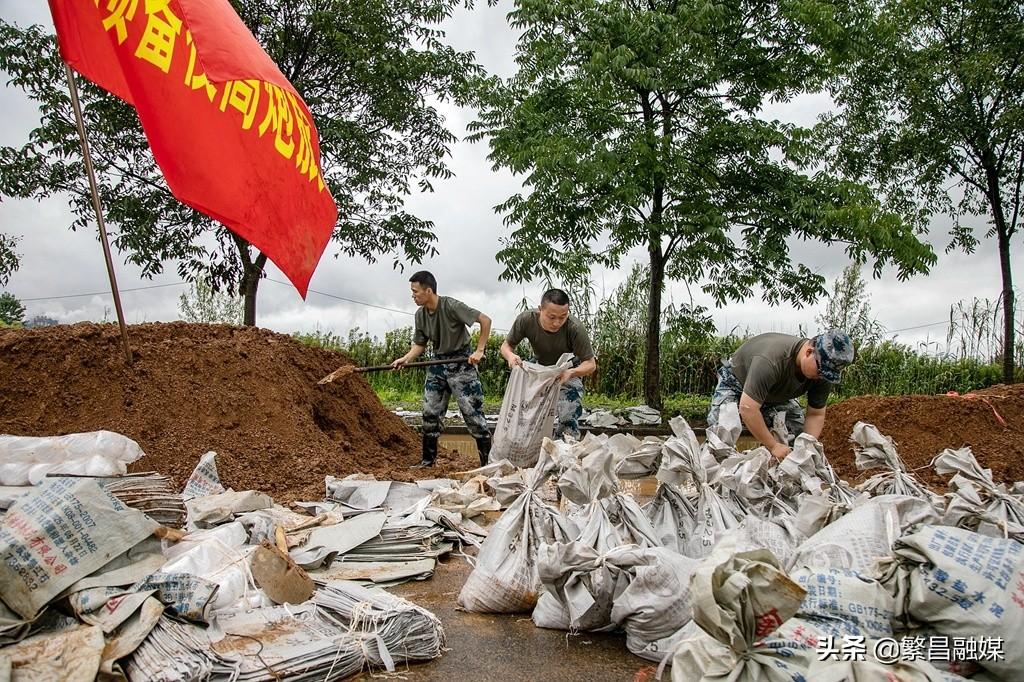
[[0, 1, 1017, 356]]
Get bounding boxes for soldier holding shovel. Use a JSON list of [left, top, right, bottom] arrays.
[[392, 271, 493, 468]]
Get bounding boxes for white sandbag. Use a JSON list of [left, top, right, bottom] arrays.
[[792, 498, 901, 573], [458, 450, 576, 612], [186, 489, 273, 529], [0, 478, 158, 619], [724, 514, 804, 571], [644, 482, 696, 553], [851, 422, 938, 501], [791, 566, 895, 640], [670, 539, 823, 682], [535, 543, 696, 640], [659, 416, 738, 558], [534, 447, 639, 629], [158, 531, 256, 616], [557, 445, 618, 506], [934, 447, 1024, 542], [706, 400, 742, 452], [878, 525, 1023, 679], [777, 433, 861, 505], [609, 546, 700, 662], [601, 493, 661, 548], [491, 353, 575, 468], [533, 541, 623, 631], [0, 431, 145, 465], [608, 433, 664, 479], [182, 451, 226, 501], [718, 447, 796, 519]]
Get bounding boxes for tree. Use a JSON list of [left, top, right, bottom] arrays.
[[469, 0, 936, 407], [0, 292, 26, 325], [816, 264, 885, 347], [826, 0, 1023, 382], [178, 280, 244, 325], [0, 234, 19, 288], [0, 0, 480, 325]]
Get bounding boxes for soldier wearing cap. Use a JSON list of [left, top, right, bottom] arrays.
[[707, 330, 855, 461]]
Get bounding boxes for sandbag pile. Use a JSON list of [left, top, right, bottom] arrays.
[[461, 415, 1023, 681], [0, 447, 460, 680]]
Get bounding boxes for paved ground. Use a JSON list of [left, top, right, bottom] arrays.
[[352, 558, 653, 682]]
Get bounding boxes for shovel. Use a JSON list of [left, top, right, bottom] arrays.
[[318, 356, 470, 385]]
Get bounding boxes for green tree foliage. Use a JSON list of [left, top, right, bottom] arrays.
[[0, 234, 18, 287], [468, 0, 936, 407], [816, 264, 885, 346], [0, 0, 480, 325], [0, 292, 26, 325], [178, 280, 244, 325], [825, 0, 1023, 382]]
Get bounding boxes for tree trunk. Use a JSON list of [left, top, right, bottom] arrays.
[[644, 244, 664, 409], [997, 228, 1015, 382], [983, 160, 1016, 383], [240, 253, 268, 326], [230, 231, 267, 327]]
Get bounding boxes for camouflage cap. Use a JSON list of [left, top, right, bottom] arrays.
[[814, 329, 855, 383]]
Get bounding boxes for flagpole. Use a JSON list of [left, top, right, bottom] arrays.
[[63, 64, 133, 365]]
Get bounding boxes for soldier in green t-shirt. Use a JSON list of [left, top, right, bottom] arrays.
[[707, 330, 855, 461], [392, 271, 492, 468], [499, 288, 597, 440]]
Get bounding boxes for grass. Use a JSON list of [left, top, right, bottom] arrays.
[[374, 386, 714, 421]]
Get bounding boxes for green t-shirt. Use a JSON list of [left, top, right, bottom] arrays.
[[730, 333, 830, 408], [506, 311, 595, 366], [413, 296, 481, 354]]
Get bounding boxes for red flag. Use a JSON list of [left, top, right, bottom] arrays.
[[47, 0, 338, 297]]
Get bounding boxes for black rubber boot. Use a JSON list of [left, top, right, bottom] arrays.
[[474, 434, 492, 468], [412, 434, 438, 468]]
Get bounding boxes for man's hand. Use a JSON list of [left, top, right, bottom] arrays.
[[770, 443, 792, 461], [506, 353, 523, 370], [559, 368, 575, 384], [468, 349, 485, 366], [390, 356, 407, 370]]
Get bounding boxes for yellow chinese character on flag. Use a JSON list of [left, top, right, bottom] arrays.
[[287, 92, 323, 188], [100, 0, 140, 45], [183, 31, 217, 102], [258, 83, 295, 160], [219, 80, 261, 130], [134, 0, 182, 73]]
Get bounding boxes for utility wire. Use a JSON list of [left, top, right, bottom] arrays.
[[886, 319, 950, 334], [19, 281, 187, 302], [265, 277, 414, 316], [269, 277, 512, 332]]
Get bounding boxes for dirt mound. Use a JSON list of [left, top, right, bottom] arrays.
[[821, 383, 1024, 489], [0, 322, 477, 501]]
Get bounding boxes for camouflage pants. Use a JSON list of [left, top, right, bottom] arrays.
[[422, 347, 490, 441], [555, 377, 584, 440], [707, 360, 805, 443]]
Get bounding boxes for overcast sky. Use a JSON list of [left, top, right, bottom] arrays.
[[0, 0, 1017, 354]]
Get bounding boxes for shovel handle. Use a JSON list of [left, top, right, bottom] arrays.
[[357, 357, 471, 373]]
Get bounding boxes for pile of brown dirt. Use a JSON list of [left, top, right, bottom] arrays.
[[821, 384, 1024, 489], [0, 322, 477, 502]]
